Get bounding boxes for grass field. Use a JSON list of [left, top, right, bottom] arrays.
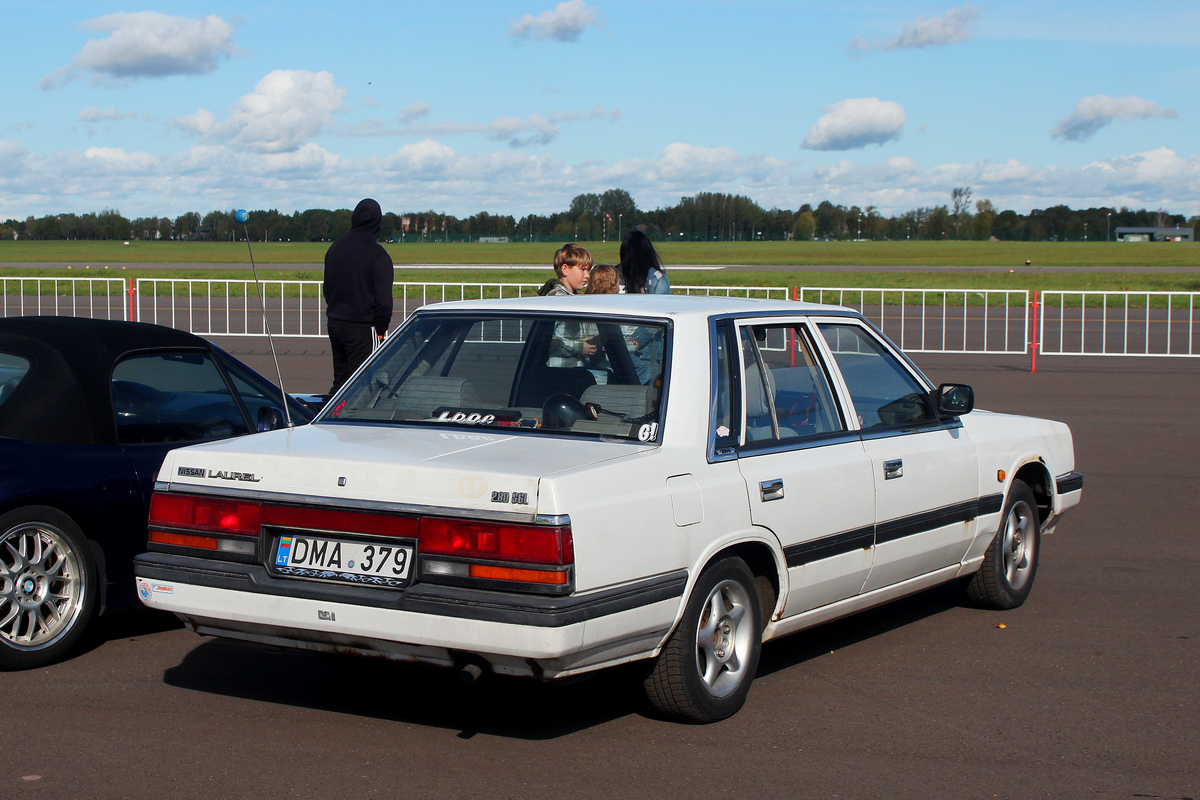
[[3, 266, 1198, 300], [2, 239, 1199, 268], [2, 240, 1198, 297]]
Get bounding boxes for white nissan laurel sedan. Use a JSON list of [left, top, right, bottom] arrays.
[[135, 295, 1082, 722]]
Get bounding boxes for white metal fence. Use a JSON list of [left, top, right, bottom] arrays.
[[5, 277, 1199, 361], [129, 280, 790, 337], [135, 278, 325, 337], [799, 287, 1030, 354], [2, 277, 130, 320], [1038, 291, 1200, 358]]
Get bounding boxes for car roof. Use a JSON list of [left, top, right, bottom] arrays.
[[428, 294, 843, 318], [0, 316, 213, 446]]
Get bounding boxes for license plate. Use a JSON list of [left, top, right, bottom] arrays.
[[273, 534, 414, 587]]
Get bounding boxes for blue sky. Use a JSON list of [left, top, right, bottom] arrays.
[[3, 1, 1198, 221]]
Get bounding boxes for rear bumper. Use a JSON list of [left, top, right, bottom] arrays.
[[134, 553, 684, 678]]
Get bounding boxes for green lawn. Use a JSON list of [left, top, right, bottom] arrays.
[[3, 265, 1198, 297], [2, 240, 1198, 296], [2, 239, 1198, 268]]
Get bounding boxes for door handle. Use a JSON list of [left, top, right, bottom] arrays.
[[760, 479, 784, 502], [883, 459, 904, 480]]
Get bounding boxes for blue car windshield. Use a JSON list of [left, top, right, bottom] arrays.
[[321, 312, 667, 442]]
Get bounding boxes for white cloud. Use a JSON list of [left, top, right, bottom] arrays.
[[40, 12, 236, 89], [78, 107, 138, 123], [398, 101, 432, 125], [169, 108, 218, 138], [169, 70, 348, 154], [4, 138, 1200, 221], [510, 1, 601, 42], [1051, 95, 1179, 142], [0, 141, 32, 179], [802, 98, 906, 151], [850, 5, 979, 54]]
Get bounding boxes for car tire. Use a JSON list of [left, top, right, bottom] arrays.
[[0, 506, 98, 670], [964, 480, 1040, 610], [643, 556, 762, 723]]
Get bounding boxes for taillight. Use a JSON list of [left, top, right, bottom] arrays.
[[468, 564, 569, 585], [149, 493, 261, 536], [149, 531, 219, 550], [419, 518, 573, 566]]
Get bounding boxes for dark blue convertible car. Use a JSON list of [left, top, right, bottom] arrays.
[[0, 316, 315, 669]]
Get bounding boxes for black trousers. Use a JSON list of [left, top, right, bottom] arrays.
[[327, 320, 376, 395]]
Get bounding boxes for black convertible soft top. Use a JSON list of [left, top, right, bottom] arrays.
[[0, 316, 213, 446]]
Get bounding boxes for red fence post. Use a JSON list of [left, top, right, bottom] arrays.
[[1030, 290, 1039, 373], [127, 278, 136, 322]]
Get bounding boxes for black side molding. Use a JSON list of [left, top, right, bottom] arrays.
[[784, 494, 1004, 567]]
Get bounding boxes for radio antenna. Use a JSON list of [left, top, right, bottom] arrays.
[[236, 208, 293, 428]]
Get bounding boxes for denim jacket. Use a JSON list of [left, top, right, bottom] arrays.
[[644, 267, 670, 295]]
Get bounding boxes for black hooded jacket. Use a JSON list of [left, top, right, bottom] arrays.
[[323, 198, 394, 335]]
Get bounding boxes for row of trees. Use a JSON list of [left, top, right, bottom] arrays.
[[4, 188, 1197, 244]]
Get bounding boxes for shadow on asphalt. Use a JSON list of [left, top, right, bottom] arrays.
[[71, 607, 184, 660], [756, 582, 963, 678], [162, 638, 648, 739], [159, 584, 964, 738]]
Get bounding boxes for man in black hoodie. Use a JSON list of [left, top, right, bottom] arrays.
[[323, 198, 394, 395]]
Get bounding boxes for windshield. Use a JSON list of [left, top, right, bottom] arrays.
[[322, 312, 668, 442]]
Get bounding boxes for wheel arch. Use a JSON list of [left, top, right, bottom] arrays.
[[1011, 460, 1052, 527], [691, 536, 785, 630]]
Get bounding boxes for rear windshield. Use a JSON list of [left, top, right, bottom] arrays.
[[0, 353, 31, 411], [322, 312, 668, 442]]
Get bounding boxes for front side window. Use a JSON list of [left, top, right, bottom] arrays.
[[112, 352, 250, 444], [0, 353, 31, 410], [739, 323, 845, 445], [219, 355, 312, 425], [324, 313, 667, 442], [818, 323, 935, 428]]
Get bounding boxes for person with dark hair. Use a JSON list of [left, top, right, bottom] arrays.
[[617, 230, 670, 295], [323, 198, 394, 395], [616, 230, 669, 381]]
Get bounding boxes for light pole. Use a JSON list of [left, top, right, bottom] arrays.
[[618, 214, 623, 242], [1107, 211, 1112, 242]]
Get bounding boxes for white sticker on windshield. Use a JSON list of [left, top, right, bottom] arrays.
[[638, 422, 659, 442]]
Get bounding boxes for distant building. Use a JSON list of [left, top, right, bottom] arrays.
[[1115, 226, 1194, 242]]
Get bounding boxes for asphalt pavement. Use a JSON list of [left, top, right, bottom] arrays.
[[5, 350, 1198, 800]]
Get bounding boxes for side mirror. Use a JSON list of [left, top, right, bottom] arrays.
[[256, 406, 285, 432], [935, 383, 974, 417]]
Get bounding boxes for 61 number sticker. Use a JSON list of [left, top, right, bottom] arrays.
[[637, 422, 659, 442]]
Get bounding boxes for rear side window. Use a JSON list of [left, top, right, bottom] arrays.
[[739, 323, 845, 445], [112, 352, 251, 444], [0, 353, 31, 410]]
